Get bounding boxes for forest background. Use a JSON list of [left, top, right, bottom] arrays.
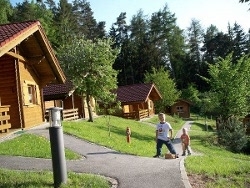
[[1, 0, 250, 152], [1, 0, 250, 111]]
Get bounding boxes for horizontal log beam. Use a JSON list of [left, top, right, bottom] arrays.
[[6, 51, 27, 62], [6, 51, 45, 65]]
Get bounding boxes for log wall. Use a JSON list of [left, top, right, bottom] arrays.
[[0, 56, 20, 128], [18, 60, 44, 128]]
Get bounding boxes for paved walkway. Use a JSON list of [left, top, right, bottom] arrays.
[[0, 121, 193, 188]]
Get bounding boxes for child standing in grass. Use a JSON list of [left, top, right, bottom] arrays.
[[181, 128, 191, 156], [153, 113, 178, 158]]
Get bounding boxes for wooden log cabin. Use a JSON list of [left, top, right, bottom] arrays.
[[43, 80, 96, 121], [166, 99, 192, 118], [116, 83, 162, 120], [0, 20, 66, 132]]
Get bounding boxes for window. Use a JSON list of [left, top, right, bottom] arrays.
[[148, 100, 153, 109], [27, 85, 37, 104], [176, 106, 183, 113], [123, 105, 129, 113], [23, 80, 39, 106]]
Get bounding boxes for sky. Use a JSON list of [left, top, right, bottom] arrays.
[[10, 0, 250, 33], [88, 0, 249, 32]]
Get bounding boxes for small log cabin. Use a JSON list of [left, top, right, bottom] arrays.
[[116, 83, 162, 120], [166, 99, 192, 118], [43, 80, 96, 120], [0, 20, 66, 132]]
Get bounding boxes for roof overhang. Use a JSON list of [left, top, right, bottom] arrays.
[[0, 21, 66, 85]]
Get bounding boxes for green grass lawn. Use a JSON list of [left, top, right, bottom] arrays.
[[0, 169, 110, 188], [185, 117, 250, 188], [0, 129, 109, 187], [0, 133, 81, 159], [0, 114, 249, 187], [62, 115, 184, 157]]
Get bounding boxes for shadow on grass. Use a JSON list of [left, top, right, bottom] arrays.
[[191, 122, 214, 132], [190, 129, 218, 147]]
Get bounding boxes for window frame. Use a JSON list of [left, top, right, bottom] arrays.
[[176, 106, 184, 113], [23, 80, 40, 106]]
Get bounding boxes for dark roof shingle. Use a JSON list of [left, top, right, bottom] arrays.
[[117, 83, 161, 103], [43, 80, 74, 96], [0, 20, 39, 47]]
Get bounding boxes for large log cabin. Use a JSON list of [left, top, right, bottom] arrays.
[[0, 20, 66, 132]]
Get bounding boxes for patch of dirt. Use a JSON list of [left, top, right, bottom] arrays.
[[188, 174, 214, 188]]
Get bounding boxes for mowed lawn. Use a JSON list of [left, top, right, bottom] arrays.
[[0, 115, 249, 187], [62, 115, 184, 157]]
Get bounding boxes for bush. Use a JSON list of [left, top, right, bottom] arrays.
[[217, 116, 248, 153]]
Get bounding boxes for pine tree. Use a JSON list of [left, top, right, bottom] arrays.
[[0, 0, 13, 24]]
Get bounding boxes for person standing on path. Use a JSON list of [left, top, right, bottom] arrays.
[[153, 113, 178, 158], [180, 128, 191, 156]]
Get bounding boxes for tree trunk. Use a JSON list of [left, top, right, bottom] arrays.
[[86, 93, 93, 122]]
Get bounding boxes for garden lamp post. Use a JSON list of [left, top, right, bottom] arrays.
[[48, 107, 67, 188]]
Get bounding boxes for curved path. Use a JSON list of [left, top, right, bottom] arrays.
[[0, 121, 193, 188]]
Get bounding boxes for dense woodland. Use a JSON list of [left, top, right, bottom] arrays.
[[1, 0, 249, 89], [1, 0, 250, 152]]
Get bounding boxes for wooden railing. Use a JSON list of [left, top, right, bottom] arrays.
[[123, 112, 137, 119], [138, 109, 149, 119], [0, 105, 11, 133], [62, 108, 79, 121], [123, 109, 149, 120]]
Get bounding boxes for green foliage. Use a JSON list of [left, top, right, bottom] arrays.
[[198, 91, 219, 116], [202, 54, 250, 119], [217, 116, 248, 152], [58, 37, 120, 121], [181, 84, 200, 111], [5, 0, 250, 91], [228, 23, 249, 63], [0, 0, 13, 24], [58, 37, 119, 98], [144, 67, 181, 112], [185, 19, 209, 90], [9, 0, 56, 46], [110, 4, 186, 85]]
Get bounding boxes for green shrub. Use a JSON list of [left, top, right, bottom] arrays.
[[217, 116, 248, 153]]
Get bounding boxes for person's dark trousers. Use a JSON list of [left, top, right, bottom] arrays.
[[156, 139, 176, 156]]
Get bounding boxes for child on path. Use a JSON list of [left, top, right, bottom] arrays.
[[180, 128, 191, 156], [153, 113, 178, 158]]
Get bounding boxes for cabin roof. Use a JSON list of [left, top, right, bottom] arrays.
[[116, 83, 162, 103], [0, 20, 66, 84], [43, 80, 75, 101], [175, 99, 192, 105]]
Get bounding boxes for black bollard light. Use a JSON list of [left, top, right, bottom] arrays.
[[48, 107, 67, 188]]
